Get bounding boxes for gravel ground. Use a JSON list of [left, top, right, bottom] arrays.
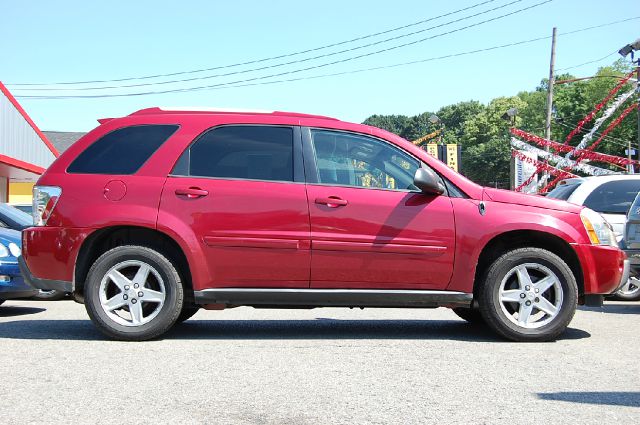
[[0, 299, 638, 424]]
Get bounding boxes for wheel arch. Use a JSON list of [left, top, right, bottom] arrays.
[[74, 225, 193, 301], [473, 230, 584, 297]]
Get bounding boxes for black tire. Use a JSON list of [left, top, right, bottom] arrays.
[[177, 304, 200, 323], [478, 247, 578, 342], [0, 300, 4, 306], [452, 307, 485, 325], [84, 245, 184, 341], [31, 289, 67, 301]]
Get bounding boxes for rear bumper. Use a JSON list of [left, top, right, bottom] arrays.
[[573, 243, 627, 295], [19, 256, 72, 293], [21, 226, 93, 288]]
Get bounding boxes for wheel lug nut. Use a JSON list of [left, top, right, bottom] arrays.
[[138, 291, 144, 297], [123, 294, 128, 300], [520, 293, 526, 299], [124, 285, 130, 290], [535, 288, 539, 293], [525, 285, 530, 291], [131, 298, 137, 304], [134, 284, 139, 289], [535, 297, 540, 303], [525, 301, 531, 306]]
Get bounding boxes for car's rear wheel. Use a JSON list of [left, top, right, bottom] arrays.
[[478, 248, 578, 342], [84, 246, 184, 341]]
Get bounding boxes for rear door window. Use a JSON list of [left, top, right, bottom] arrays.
[[584, 180, 640, 214], [175, 125, 294, 182], [67, 125, 178, 174]]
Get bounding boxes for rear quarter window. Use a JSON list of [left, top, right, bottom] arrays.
[[584, 180, 640, 214], [67, 124, 179, 174]]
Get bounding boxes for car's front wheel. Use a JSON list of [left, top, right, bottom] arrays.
[[84, 246, 184, 341], [478, 248, 578, 342]]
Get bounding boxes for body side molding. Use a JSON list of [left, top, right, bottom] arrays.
[[194, 288, 472, 308]]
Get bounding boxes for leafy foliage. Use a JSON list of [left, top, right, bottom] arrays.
[[362, 60, 638, 188]]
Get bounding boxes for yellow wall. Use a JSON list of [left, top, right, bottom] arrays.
[[9, 182, 34, 204]]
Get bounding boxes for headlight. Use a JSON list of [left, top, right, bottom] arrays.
[[8, 243, 21, 257], [0, 244, 8, 258], [580, 208, 618, 247]]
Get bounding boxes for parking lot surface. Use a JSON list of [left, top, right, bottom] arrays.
[[0, 299, 638, 424]]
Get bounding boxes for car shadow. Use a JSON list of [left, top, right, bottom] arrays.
[[537, 391, 640, 407], [580, 303, 640, 315], [0, 305, 46, 317], [0, 318, 590, 342]]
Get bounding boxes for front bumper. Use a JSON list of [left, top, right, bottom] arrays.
[[0, 269, 38, 300], [19, 256, 72, 293], [572, 243, 627, 295]]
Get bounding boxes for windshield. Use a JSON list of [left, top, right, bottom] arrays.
[[547, 182, 581, 201], [0, 203, 33, 227]]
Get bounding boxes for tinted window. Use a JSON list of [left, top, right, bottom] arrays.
[[547, 182, 581, 201], [68, 125, 178, 174], [310, 130, 419, 190], [584, 180, 640, 214], [186, 126, 294, 182]]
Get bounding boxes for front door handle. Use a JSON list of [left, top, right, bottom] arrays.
[[175, 187, 209, 199], [315, 196, 348, 208]]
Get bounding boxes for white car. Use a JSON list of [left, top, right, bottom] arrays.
[[548, 175, 640, 300], [547, 175, 640, 239]]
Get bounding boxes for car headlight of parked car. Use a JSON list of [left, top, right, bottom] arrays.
[[8, 243, 21, 257], [0, 243, 9, 258], [580, 208, 618, 247], [0, 242, 20, 258]]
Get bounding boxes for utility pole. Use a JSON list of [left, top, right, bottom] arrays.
[[618, 38, 640, 173], [636, 58, 639, 173], [543, 27, 557, 185]]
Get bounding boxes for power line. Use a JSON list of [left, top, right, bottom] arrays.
[[11, 0, 531, 92], [7, 0, 500, 87], [21, 14, 637, 101], [556, 50, 618, 71], [14, 1, 567, 99]]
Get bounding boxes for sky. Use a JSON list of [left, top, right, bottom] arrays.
[[1, 0, 638, 132]]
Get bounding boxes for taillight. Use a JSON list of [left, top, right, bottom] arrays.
[[33, 186, 62, 226]]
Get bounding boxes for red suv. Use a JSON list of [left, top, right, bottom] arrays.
[[20, 107, 628, 341]]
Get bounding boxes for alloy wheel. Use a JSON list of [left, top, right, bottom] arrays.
[[498, 263, 563, 329], [98, 260, 166, 327]]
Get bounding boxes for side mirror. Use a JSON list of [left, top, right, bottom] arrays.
[[413, 168, 445, 195]]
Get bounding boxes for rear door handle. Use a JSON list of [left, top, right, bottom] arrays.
[[315, 196, 348, 208], [175, 187, 209, 199]]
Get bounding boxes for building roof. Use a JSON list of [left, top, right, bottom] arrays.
[[42, 131, 86, 153], [0, 82, 59, 178]]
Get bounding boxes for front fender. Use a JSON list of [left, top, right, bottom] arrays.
[[446, 198, 587, 293]]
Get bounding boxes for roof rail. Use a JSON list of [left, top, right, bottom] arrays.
[[128, 107, 338, 120]]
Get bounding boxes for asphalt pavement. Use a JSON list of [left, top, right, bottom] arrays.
[[0, 299, 638, 424]]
